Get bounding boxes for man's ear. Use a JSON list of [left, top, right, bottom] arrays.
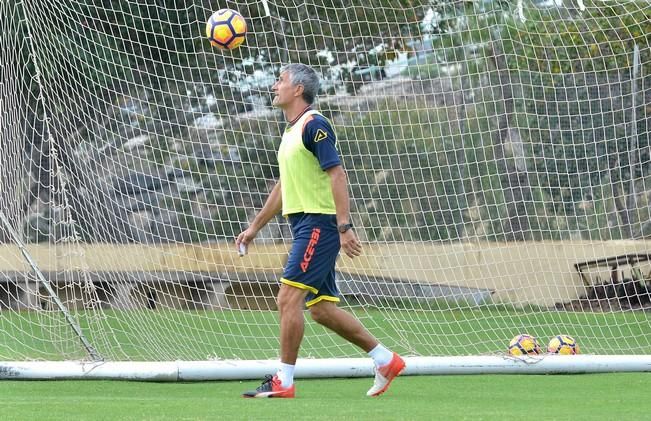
[[294, 84, 304, 98]]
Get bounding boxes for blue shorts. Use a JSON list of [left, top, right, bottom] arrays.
[[281, 213, 341, 307]]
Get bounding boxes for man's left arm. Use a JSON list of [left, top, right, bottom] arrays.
[[303, 116, 361, 258], [326, 165, 362, 259]]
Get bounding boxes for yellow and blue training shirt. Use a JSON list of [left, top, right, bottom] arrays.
[[277, 108, 341, 216]]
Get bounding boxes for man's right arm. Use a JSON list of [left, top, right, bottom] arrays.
[[235, 181, 282, 251], [248, 181, 282, 233]]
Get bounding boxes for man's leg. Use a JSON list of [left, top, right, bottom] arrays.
[[277, 283, 309, 364], [309, 300, 405, 397], [242, 283, 307, 398], [308, 300, 377, 351]]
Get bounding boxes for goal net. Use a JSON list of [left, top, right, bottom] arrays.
[[1, 0, 650, 376]]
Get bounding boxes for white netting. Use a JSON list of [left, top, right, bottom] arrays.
[[0, 0, 649, 362]]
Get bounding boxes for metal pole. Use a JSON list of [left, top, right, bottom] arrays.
[[626, 44, 640, 237]]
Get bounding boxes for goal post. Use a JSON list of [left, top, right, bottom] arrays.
[[1, 0, 650, 379], [3, 355, 651, 381]]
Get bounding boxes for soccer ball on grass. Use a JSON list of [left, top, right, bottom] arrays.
[[508, 334, 542, 356], [206, 9, 247, 50], [547, 335, 580, 355]]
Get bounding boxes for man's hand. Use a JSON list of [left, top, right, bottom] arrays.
[[236, 226, 258, 256], [340, 230, 362, 258]]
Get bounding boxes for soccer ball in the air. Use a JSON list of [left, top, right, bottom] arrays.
[[206, 9, 247, 50], [508, 334, 542, 356], [547, 335, 580, 355]]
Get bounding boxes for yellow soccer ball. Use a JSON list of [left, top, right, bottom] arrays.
[[547, 335, 580, 355], [206, 9, 247, 50], [508, 334, 542, 356]]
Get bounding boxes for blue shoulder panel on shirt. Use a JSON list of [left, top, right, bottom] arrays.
[[302, 115, 341, 170]]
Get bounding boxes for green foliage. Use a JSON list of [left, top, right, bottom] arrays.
[[503, 0, 651, 74], [178, 204, 246, 242], [497, 0, 651, 239], [13, 0, 651, 243], [433, 0, 651, 240], [338, 95, 469, 241]]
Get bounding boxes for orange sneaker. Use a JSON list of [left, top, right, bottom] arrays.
[[366, 353, 405, 397], [242, 374, 295, 398]]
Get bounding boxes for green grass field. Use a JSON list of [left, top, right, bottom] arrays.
[[2, 306, 651, 360], [1, 307, 650, 419], [1, 373, 649, 420]]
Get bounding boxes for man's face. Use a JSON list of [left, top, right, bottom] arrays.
[[272, 71, 300, 108]]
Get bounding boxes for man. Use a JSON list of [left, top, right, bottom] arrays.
[[236, 63, 405, 398]]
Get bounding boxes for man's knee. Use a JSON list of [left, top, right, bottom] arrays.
[[277, 284, 307, 312], [309, 301, 335, 324]]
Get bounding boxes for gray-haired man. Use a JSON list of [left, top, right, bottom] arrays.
[[238, 64, 405, 398]]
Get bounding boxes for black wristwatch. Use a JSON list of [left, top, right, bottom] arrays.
[[337, 223, 353, 233]]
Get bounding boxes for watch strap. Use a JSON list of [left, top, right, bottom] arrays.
[[338, 223, 353, 233]]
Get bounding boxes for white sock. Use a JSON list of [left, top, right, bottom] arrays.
[[368, 344, 393, 367], [276, 362, 295, 387]]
